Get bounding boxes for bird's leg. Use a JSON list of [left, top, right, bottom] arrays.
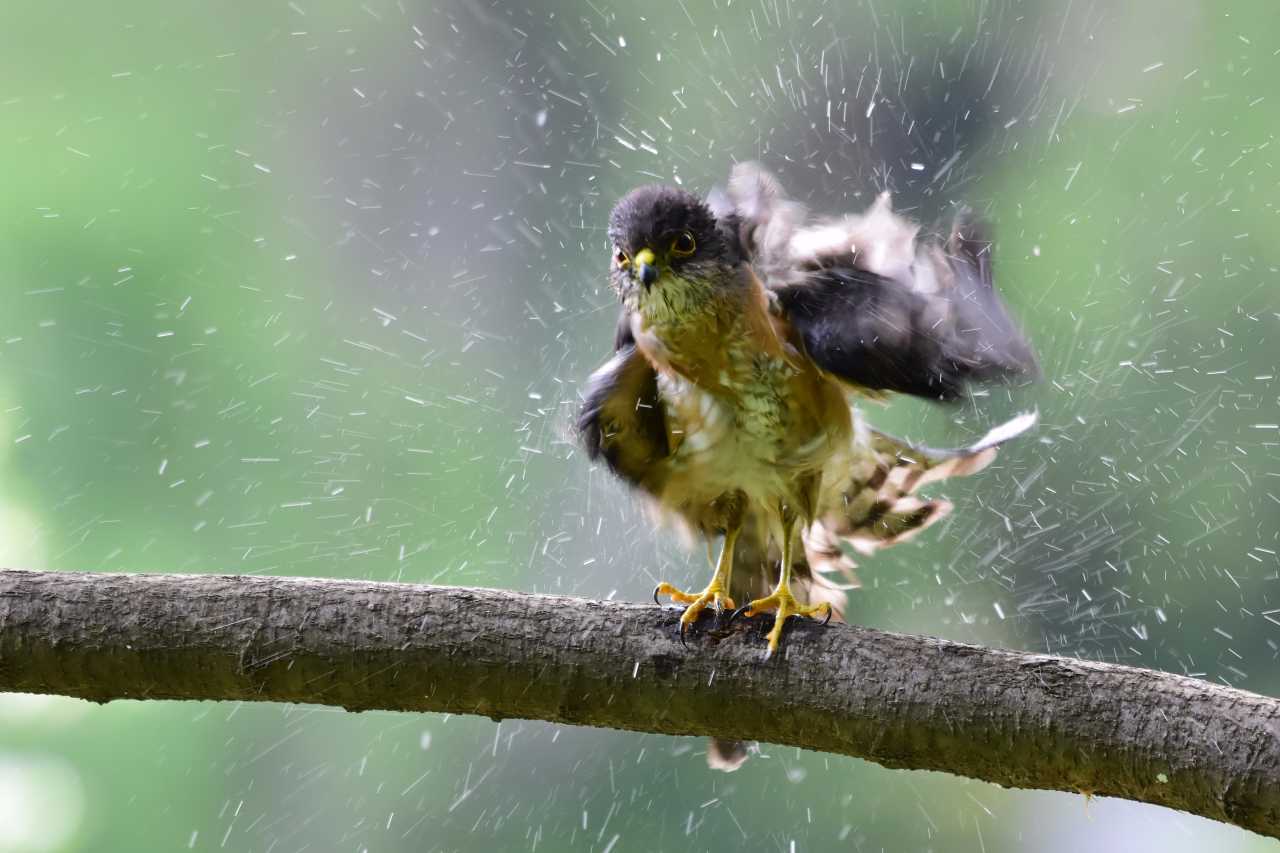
[[654, 526, 739, 640], [731, 510, 831, 659]]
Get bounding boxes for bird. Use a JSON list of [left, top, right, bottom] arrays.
[[576, 164, 1038, 765]]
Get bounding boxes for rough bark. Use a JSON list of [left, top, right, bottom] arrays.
[[1, 569, 1277, 838]]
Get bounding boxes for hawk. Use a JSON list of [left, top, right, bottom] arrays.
[[578, 163, 1037, 668]]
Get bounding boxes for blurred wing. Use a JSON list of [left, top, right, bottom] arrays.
[[711, 163, 1038, 401], [612, 307, 635, 351], [576, 344, 670, 494]]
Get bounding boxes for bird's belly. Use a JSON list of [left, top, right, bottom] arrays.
[[660, 373, 842, 506]]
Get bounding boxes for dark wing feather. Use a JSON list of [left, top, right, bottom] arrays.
[[712, 162, 1038, 401], [775, 217, 1037, 400], [576, 344, 670, 493], [775, 266, 957, 398], [613, 307, 634, 351]]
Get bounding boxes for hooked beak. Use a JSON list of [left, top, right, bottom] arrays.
[[634, 248, 659, 289]]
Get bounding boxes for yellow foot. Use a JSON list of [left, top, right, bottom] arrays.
[[731, 589, 831, 659], [654, 582, 736, 643]]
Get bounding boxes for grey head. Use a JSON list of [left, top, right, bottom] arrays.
[[606, 184, 742, 312]]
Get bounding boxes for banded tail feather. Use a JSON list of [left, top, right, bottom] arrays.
[[801, 410, 1039, 615], [706, 738, 751, 773]]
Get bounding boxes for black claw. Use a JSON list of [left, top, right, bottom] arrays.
[[679, 621, 688, 648], [653, 585, 663, 606], [725, 604, 751, 628], [819, 608, 833, 627]]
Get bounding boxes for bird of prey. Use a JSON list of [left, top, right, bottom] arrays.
[[577, 163, 1037, 671]]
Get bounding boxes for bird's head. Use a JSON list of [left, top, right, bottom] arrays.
[[607, 185, 738, 318]]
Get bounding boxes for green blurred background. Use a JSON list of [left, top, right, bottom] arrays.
[[2, 0, 1277, 850]]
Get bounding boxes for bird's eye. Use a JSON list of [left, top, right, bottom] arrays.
[[614, 249, 631, 268], [670, 231, 696, 256]]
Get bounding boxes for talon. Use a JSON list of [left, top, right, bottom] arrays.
[[654, 579, 737, 645], [725, 604, 751, 627], [653, 584, 663, 606], [733, 584, 829, 656], [819, 605, 833, 627], [654, 581, 701, 606]]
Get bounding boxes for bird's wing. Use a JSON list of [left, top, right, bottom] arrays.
[[576, 343, 670, 494], [612, 307, 635, 351], [709, 162, 1038, 401]]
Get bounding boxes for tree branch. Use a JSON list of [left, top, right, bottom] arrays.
[[2, 569, 1277, 838]]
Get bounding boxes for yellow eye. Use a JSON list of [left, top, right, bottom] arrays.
[[614, 248, 631, 268], [670, 231, 696, 256]]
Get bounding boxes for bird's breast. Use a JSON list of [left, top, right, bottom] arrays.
[[658, 349, 847, 489], [633, 265, 851, 499]]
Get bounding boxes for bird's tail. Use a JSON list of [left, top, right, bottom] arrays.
[[706, 737, 752, 772], [799, 411, 1039, 615]]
